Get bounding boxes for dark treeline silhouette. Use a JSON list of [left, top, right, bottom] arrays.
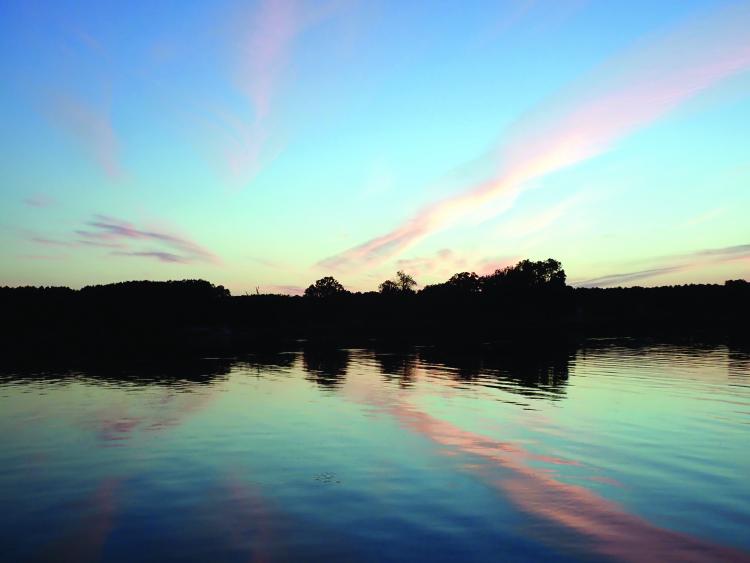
[[1, 259, 748, 360]]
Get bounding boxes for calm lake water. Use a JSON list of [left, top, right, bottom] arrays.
[[1, 341, 749, 562]]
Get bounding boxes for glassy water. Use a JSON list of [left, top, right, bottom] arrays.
[[1, 341, 749, 562]]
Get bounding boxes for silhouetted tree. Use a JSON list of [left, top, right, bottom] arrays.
[[447, 271, 480, 293], [396, 271, 417, 292], [482, 258, 566, 291], [304, 276, 347, 298], [379, 279, 400, 294], [379, 271, 417, 294]]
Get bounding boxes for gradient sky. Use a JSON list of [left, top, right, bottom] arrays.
[[1, 0, 749, 294]]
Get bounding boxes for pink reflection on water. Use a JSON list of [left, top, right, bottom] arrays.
[[223, 474, 276, 563], [36, 478, 121, 562], [390, 402, 750, 562], [86, 387, 218, 446]]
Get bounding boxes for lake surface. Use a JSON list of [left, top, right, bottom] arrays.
[[1, 341, 749, 562]]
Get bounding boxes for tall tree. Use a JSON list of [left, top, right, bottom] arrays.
[[304, 276, 347, 298]]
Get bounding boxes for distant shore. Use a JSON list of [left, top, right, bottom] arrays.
[[2, 261, 748, 362]]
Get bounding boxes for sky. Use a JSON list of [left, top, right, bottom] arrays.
[[1, 0, 749, 294]]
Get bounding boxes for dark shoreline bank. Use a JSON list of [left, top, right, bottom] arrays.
[[0, 282, 750, 363], [2, 272, 748, 365]]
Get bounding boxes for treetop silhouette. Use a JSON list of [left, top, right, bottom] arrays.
[[305, 276, 348, 298]]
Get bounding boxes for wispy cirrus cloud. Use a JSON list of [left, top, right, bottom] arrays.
[[79, 215, 221, 264], [110, 251, 190, 264], [573, 266, 685, 288], [320, 2, 750, 272], [46, 92, 123, 181], [237, 0, 298, 122], [693, 244, 750, 260], [573, 243, 750, 287], [30, 20, 124, 182], [236, 0, 348, 118], [28, 214, 220, 265], [214, 0, 346, 187]]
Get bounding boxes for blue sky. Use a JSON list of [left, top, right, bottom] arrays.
[[1, 0, 748, 293]]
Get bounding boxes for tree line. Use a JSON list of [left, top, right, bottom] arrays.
[[1, 259, 748, 360], [304, 258, 567, 298]]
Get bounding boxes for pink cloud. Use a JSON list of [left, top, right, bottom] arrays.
[[214, 0, 346, 187], [320, 2, 750, 272], [80, 214, 221, 264], [573, 266, 686, 288], [111, 250, 190, 264], [211, 0, 304, 187], [572, 243, 750, 287], [238, 0, 299, 121], [48, 93, 123, 181], [237, 0, 346, 118], [29, 214, 221, 265], [76, 239, 127, 249]]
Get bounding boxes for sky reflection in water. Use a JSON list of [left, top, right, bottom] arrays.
[[1, 342, 749, 562]]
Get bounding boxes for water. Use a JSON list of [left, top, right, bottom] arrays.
[[1, 341, 749, 562]]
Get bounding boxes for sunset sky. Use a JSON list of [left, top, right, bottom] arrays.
[[1, 0, 749, 294]]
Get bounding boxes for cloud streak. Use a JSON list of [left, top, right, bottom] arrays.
[[238, 0, 299, 122], [29, 214, 220, 265], [573, 266, 685, 288], [79, 215, 221, 264], [573, 243, 750, 287], [320, 2, 750, 271], [217, 0, 345, 187], [48, 93, 123, 181], [111, 250, 190, 264]]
